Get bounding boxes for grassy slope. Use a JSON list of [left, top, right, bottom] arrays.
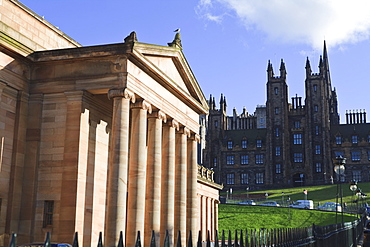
[[219, 183, 367, 231], [219, 204, 356, 231]]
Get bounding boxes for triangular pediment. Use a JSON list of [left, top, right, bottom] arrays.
[[129, 42, 208, 114], [144, 54, 190, 96]]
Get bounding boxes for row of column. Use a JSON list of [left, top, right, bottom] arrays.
[[106, 88, 199, 246]]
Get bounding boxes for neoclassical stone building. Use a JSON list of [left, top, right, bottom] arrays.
[[0, 0, 221, 246]]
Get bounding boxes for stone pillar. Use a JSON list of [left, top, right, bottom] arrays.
[[160, 119, 178, 246], [187, 133, 200, 244], [59, 91, 86, 242], [174, 127, 189, 246], [126, 100, 152, 247], [144, 110, 166, 246], [106, 88, 135, 246]]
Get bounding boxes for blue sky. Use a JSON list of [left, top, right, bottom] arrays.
[[20, 0, 370, 124]]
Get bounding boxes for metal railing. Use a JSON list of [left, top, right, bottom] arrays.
[[8, 214, 366, 247]]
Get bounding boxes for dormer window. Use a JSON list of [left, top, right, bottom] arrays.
[[227, 140, 233, 150], [256, 139, 262, 148], [352, 135, 358, 144], [336, 136, 342, 145]]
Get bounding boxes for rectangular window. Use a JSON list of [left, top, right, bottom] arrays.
[[43, 200, 54, 227], [352, 135, 358, 144], [275, 147, 281, 156], [313, 84, 317, 92], [226, 155, 234, 165], [315, 145, 321, 154], [335, 151, 344, 157], [214, 120, 218, 128], [227, 141, 233, 150], [314, 105, 318, 112], [241, 155, 249, 165], [275, 128, 279, 137], [294, 121, 301, 128], [256, 173, 264, 184], [368, 151, 370, 161], [368, 135, 370, 143], [255, 154, 264, 164], [315, 126, 319, 135], [353, 171, 362, 182], [315, 163, 322, 173], [226, 173, 235, 185], [294, 153, 303, 162], [241, 140, 247, 149], [256, 139, 262, 148], [213, 158, 217, 167], [275, 164, 281, 174], [274, 87, 278, 95], [293, 134, 302, 144], [351, 151, 361, 161], [336, 136, 342, 145], [241, 173, 249, 184]]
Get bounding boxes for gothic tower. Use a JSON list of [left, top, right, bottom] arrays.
[[304, 41, 336, 184], [266, 59, 291, 185]]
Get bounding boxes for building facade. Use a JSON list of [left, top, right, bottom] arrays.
[[0, 1, 221, 246], [203, 42, 370, 191]]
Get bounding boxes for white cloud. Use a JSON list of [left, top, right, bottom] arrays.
[[197, 0, 370, 49]]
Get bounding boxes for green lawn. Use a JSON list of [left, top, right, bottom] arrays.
[[218, 204, 357, 231], [224, 182, 370, 206], [218, 183, 367, 231]]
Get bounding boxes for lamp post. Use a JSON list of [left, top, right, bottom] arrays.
[[333, 155, 346, 224], [349, 180, 357, 215]]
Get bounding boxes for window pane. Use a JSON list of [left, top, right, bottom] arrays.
[[242, 140, 247, 148], [227, 141, 233, 149], [241, 155, 249, 165], [351, 151, 361, 161], [294, 153, 303, 162], [256, 139, 262, 147], [352, 136, 358, 144], [43, 201, 54, 227], [293, 134, 302, 144], [275, 164, 281, 174], [226, 173, 235, 184], [336, 136, 342, 145], [241, 173, 249, 184], [256, 173, 264, 184], [256, 154, 264, 164], [226, 156, 234, 165]]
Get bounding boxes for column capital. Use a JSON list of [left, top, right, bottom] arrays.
[[166, 119, 179, 131], [148, 110, 167, 123], [178, 126, 191, 138], [108, 88, 136, 103], [189, 133, 200, 143], [131, 100, 152, 114]]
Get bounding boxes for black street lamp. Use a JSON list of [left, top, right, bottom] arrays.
[[333, 155, 346, 223]]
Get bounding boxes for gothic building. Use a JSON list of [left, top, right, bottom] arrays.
[[0, 1, 221, 246], [203, 42, 370, 191]]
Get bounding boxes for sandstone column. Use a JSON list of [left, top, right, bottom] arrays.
[[174, 127, 189, 246], [126, 100, 151, 247], [187, 133, 200, 244], [106, 88, 135, 246], [144, 110, 166, 246], [160, 119, 178, 246]]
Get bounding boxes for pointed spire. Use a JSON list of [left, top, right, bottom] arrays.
[[267, 60, 274, 78], [323, 40, 328, 61], [319, 55, 323, 68], [208, 94, 213, 109], [279, 59, 286, 78], [168, 32, 182, 49], [219, 93, 224, 106], [223, 95, 227, 109], [305, 57, 312, 77]]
